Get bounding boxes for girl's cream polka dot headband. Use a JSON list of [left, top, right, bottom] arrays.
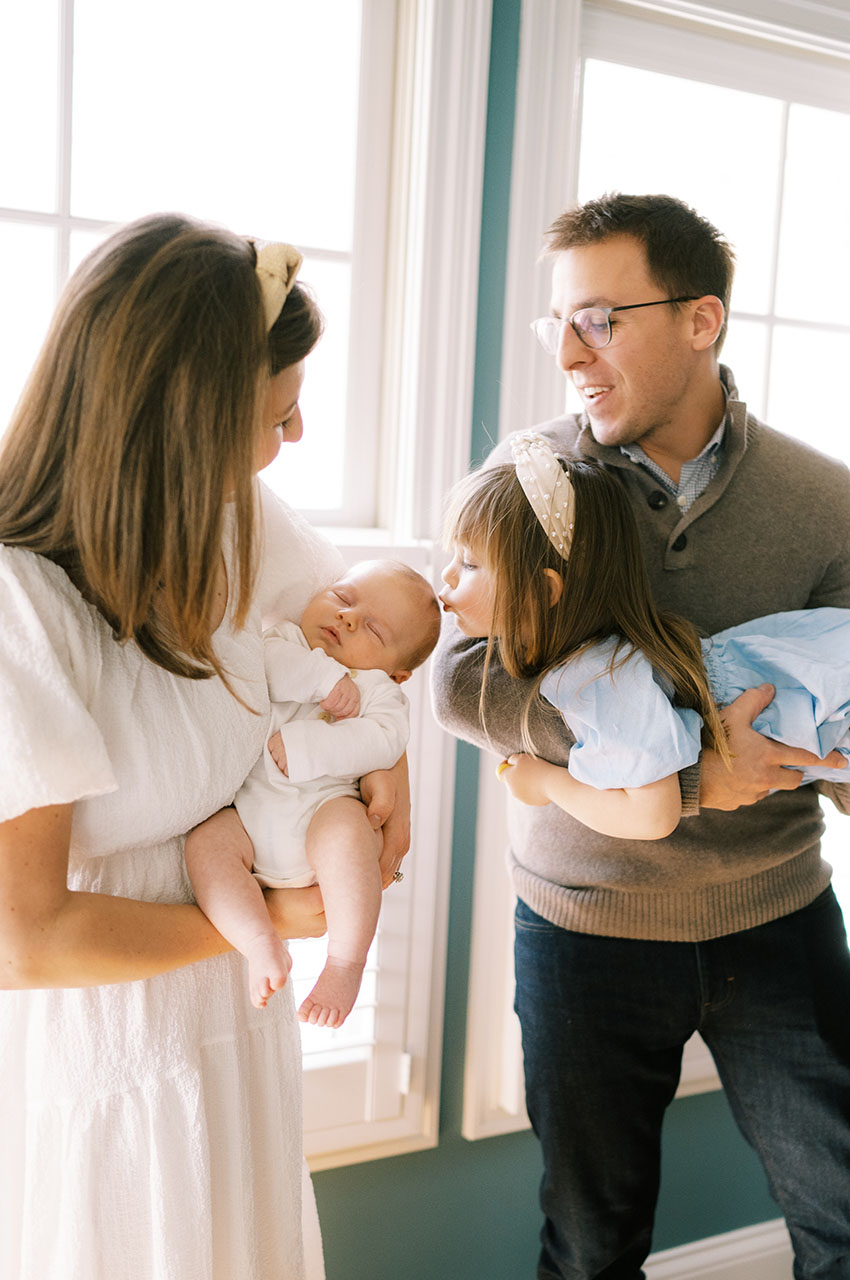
[[511, 430, 576, 560]]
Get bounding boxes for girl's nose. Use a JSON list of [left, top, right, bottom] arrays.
[[336, 609, 356, 631]]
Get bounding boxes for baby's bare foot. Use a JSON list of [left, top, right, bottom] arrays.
[[245, 933, 292, 1009], [298, 957, 365, 1028]]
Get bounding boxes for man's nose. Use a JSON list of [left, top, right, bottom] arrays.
[[557, 322, 592, 372]]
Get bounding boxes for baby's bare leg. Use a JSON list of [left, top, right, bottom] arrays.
[[299, 797, 383, 1028], [185, 807, 291, 1009]]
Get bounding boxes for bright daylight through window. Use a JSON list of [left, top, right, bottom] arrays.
[[576, 34, 850, 911], [0, 0, 373, 524]]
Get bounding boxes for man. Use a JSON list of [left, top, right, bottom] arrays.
[[431, 193, 850, 1279]]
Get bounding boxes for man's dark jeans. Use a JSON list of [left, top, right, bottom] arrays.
[[514, 889, 850, 1280]]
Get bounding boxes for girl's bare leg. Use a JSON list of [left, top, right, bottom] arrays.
[[299, 797, 382, 1028], [185, 807, 291, 1009]]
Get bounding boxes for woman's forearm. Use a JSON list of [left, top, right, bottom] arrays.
[[3, 890, 232, 989], [0, 803, 325, 991]]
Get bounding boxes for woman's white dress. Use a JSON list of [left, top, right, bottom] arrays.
[[0, 486, 343, 1280]]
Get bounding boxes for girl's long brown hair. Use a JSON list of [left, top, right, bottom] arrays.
[[444, 454, 731, 764], [0, 213, 319, 688]]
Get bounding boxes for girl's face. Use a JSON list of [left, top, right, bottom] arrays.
[[255, 360, 306, 472], [439, 544, 498, 637]]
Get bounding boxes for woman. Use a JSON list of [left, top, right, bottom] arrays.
[[0, 214, 408, 1279]]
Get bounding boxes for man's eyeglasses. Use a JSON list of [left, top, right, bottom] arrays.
[[530, 297, 700, 353]]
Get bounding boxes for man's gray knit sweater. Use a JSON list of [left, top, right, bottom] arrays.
[[431, 372, 850, 941]]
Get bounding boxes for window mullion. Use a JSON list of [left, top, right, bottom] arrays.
[[760, 99, 789, 419], [56, 0, 74, 290]]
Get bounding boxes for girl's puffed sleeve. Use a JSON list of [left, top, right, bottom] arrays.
[[540, 643, 704, 789], [0, 549, 117, 822]]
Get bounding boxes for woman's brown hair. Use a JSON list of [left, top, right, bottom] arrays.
[[444, 454, 730, 763], [0, 213, 320, 687]]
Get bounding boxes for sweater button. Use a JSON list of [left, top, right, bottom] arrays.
[[672, 533, 687, 552], [648, 490, 668, 509]]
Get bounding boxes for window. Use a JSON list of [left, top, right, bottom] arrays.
[[464, 0, 850, 1140], [0, 0, 391, 527], [1, 0, 494, 1167]]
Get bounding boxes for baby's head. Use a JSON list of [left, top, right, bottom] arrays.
[[301, 559, 441, 683]]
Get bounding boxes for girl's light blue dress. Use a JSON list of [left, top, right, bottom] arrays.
[[540, 608, 850, 789]]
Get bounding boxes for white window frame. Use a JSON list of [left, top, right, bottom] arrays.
[[463, 0, 850, 1142], [2, 0, 494, 1168], [299, 0, 494, 1169], [292, 0, 496, 1166]]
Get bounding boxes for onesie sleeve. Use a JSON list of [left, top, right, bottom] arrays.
[[280, 675, 410, 783], [0, 549, 117, 821], [540, 643, 704, 789], [262, 623, 348, 704]]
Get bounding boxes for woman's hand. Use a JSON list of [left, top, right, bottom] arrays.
[[497, 754, 552, 806], [267, 730, 288, 775], [360, 754, 411, 889], [264, 884, 327, 939]]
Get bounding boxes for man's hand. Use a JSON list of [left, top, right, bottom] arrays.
[[360, 755, 411, 888], [321, 673, 360, 720], [700, 683, 847, 810]]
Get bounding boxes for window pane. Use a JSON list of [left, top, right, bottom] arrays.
[[776, 104, 850, 324], [69, 226, 115, 276], [767, 326, 850, 466], [578, 60, 785, 314], [0, 0, 60, 212], [71, 0, 361, 248], [294, 935, 377, 1062], [720, 317, 769, 421], [258, 256, 350, 511], [0, 225, 57, 434], [824, 806, 849, 920]]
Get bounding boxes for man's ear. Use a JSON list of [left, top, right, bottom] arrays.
[[691, 295, 725, 350], [391, 668, 412, 685], [543, 568, 563, 606]]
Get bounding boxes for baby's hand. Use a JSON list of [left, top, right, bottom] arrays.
[[497, 754, 551, 806], [321, 673, 360, 720], [268, 730, 289, 776]]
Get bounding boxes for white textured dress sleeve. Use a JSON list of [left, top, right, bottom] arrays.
[[540, 641, 704, 789], [262, 622, 348, 704], [254, 480, 346, 628], [0, 548, 117, 821]]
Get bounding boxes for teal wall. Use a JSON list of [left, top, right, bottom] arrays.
[[313, 1, 779, 1273]]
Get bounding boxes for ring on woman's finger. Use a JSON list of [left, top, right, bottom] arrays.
[[392, 869, 404, 884], [496, 758, 512, 778]]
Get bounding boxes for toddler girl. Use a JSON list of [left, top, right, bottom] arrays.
[[439, 431, 849, 839]]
